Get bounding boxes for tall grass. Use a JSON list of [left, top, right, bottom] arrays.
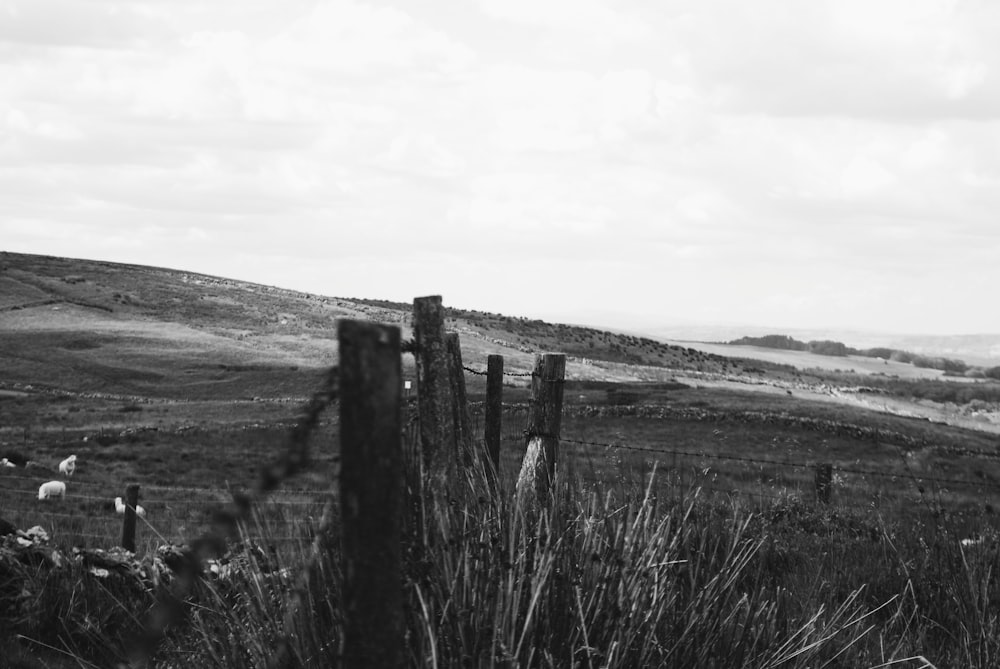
[[146, 460, 943, 668], [10, 452, 1000, 667], [404, 467, 883, 668]]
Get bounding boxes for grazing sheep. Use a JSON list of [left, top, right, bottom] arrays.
[[114, 496, 146, 518], [0, 458, 15, 467], [58, 454, 77, 476], [1, 452, 28, 467], [38, 481, 66, 500]]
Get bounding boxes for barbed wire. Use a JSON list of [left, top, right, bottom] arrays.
[[464, 386, 999, 493], [120, 363, 342, 665], [557, 434, 999, 490], [64, 492, 118, 502], [0, 476, 112, 488], [68, 532, 125, 541], [0, 482, 329, 502], [0, 510, 121, 521], [154, 497, 325, 508], [461, 364, 558, 380], [142, 483, 328, 496], [561, 436, 815, 470], [0, 487, 114, 502], [833, 463, 993, 488]]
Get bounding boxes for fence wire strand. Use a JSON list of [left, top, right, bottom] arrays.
[[119, 363, 341, 666]]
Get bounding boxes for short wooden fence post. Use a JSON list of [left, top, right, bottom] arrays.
[[413, 296, 454, 488], [815, 463, 833, 504], [339, 319, 404, 668], [515, 354, 566, 511], [445, 332, 473, 467], [121, 484, 140, 552], [485, 355, 504, 487]]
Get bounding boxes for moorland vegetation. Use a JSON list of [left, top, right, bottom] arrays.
[[2, 252, 1000, 667]]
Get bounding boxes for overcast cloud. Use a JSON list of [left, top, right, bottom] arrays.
[[2, 0, 999, 335]]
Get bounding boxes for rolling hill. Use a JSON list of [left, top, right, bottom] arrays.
[[2, 251, 999, 435], [0, 251, 735, 401]]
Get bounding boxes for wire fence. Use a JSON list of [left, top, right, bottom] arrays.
[[458, 359, 1000, 517], [0, 480, 327, 551], [3, 356, 997, 555]]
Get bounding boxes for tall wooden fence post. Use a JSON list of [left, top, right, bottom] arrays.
[[815, 463, 833, 504], [413, 296, 454, 489], [515, 354, 566, 511], [121, 484, 140, 552], [445, 332, 473, 467], [485, 354, 504, 488], [339, 320, 404, 668]]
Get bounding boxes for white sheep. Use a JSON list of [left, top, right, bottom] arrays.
[[38, 481, 66, 500], [58, 454, 77, 476], [0, 458, 15, 468], [114, 496, 146, 518]]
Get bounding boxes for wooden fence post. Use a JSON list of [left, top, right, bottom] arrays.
[[815, 463, 833, 504], [413, 296, 455, 489], [339, 319, 404, 668], [445, 332, 473, 467], [121, 484, 140, 552], [485, 354, 504, 487], [515, 354, 566, 511]]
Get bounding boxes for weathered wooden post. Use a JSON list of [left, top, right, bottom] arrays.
[[413, 296, 454, 488], [485, 354, 504, 487], [815, 463, 833, 504], [121, 484, 140, 552], [445, 332, 473, 467], [515, 354, 566, 510], [338, 320, 404, 668]]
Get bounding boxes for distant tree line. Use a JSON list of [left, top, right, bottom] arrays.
[[727, 334, 996, 378]]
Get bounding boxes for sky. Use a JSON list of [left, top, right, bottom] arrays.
[[2, 0, 999, 336]]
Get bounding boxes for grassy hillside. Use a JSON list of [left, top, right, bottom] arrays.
[[0, 252, 735, 401], [3, 251, 998, 427]]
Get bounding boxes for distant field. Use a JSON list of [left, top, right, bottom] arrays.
[[0, 276, 49, 308], [660, 340, 954, 379], [4, 381, 1000, 557]]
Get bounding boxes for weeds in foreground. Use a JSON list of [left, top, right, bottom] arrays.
[[6, 460, 999, 667], [150, 463, 943, 668]]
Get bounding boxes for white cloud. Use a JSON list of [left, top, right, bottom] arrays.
[[2, 0, 999, 333], [477, 0, 649, 44], [261, 1, 476, 77], [456, 171, 612, 237], [669, 0, 1000, 120], [840, 156, 897, 198], [0, 0, 172, 48], [375, 133, 467, 179]]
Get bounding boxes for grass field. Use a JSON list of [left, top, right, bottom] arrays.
[[4, 387, 1000, 666], [659, 340, 957, 379], [4, 251, 1000, 666], [4, 379, 999, 557], [4, 412, 1000, 667]]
